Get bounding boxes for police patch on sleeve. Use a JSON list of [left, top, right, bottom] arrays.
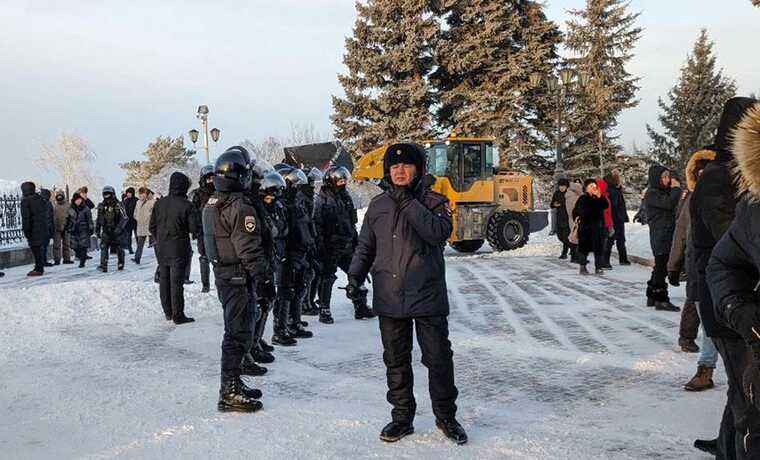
[[244, 215, 256, 233]]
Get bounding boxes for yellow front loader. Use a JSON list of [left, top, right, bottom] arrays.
[[353, 135, 548, 252]]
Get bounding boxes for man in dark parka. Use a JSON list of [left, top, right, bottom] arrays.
[[700, 97, 759, 459], [349, 143, 467, 445], [20, 181, 50, 276]]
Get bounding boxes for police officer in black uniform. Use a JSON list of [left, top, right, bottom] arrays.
[[314, 166, 374, 324], [203, 148, 274, 413], [251, 172, 289, 360], [301, 167, 324, 316], [273, 168, 314, 344], [96, 185, 128, 272], [191, 165, 215, 293]]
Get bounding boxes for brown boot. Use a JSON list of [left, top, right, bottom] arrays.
[[684, 366, 714, 391]]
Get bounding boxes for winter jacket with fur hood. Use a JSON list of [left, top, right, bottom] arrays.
[[695, 97, 756, 338], [707, 101, 760, 339]]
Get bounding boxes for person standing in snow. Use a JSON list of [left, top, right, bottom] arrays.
[[314, 166, 374, 324], [191, 165, 215, 292], [122, 187, 138, 255], [595, 178, 614, 270], [150, 172, 198, 324], [550, 178, 571, 259], [604, 169, 631, 266], [95, 186, 128, 272], [52, 190, 73, 265], [133, 187, 155, 265], [692, 97, 757, 457], [38, 188, 55, 267], [20, 181, 50, 276], [66, 193, 94, 268], [203, 147, 273, 413], [644, 165, 682, 311], [572, 179, 608, 275], [564, 179, 583, 263], [349, 143, 467, 445]]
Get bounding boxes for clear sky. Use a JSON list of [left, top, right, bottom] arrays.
[[0, 0, 757, 188]]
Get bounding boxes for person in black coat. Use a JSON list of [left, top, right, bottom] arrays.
[[315, 166, 374, 324], [604, 169, 631, 265], [191, 165, 215, 292], [695, 97, 758, 458], [572, 179, 609, 275], [644, 164, 682, 311], [20, 181, 50, 276], [96, 186, 128, 272], [149, 172, 198, 324], [38, 188, 55, 267], [122, 187, 138, 255], [349, 143, 467, 446], [66, 193, 94, 267], [550, 178, 571, 259]]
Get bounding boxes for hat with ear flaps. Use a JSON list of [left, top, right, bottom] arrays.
[[733, 102, 760, 201]]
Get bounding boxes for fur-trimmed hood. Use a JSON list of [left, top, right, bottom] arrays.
[[685, 149, 716, 192], [733, 102, 760, 200]]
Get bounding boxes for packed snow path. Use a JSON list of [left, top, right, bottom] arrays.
[[0, 239, 723, 459]]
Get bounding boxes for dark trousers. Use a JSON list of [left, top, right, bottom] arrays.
[[605, 223, 629, 264], [714, 337, 760, 460], [647, 254, 670, 302], [159, 259, 187, 319], [30, 245, 44, 272], [100, 232, 124, 269], [320, 252, 364, 309], [578, 248, 603, 270], [379, 315, 458, 423], [216, 279, 255, 379], [134, 236, 147, 263], [41, 239, 51, 263], [74, 248, 87, 263], [197, 235, 210, 289]]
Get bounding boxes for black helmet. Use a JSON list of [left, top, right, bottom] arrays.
[[306, 167, 324, 185], [259, 172, 287, 198], [226, 145, 253, 165], [251, 158, 275, 184], [199, 164, 214, 186], [102, 185, 116, 196], [281, 168, 308, 188], [273, 163, 292, 174], [324, 166, 351, 188], [215, 148, 251, 189]]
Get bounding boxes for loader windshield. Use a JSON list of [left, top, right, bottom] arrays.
[[425, 141, 493, 192]]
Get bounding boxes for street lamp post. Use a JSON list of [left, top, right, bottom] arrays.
[[533, 70, 590, 181], [189, 105, 220, 165]]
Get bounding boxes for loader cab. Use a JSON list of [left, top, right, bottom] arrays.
[[425, 137, 495, 203]]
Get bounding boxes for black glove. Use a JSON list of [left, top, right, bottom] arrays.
[[257, 279, 276, 301], [346, 276, 366, 300], [667, 271, 680, 287], [724, 301, 760, 346], [388, 184, 413, 207]]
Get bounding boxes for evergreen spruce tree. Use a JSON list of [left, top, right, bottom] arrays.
[[562, 0, 642, 178], [121, 136, 196, 187], [432, 0, 561, 164], [646, 29, 736, 173], [331, 0, 436, 155]]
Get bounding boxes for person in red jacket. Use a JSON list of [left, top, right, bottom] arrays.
[[595, 178, 614, 269]]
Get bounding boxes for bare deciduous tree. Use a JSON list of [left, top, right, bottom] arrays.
[[34, 132, 100, 194]]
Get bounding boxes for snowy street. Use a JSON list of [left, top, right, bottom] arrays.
[[0, 232, 722, 459]]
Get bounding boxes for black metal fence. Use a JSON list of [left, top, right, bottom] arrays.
[[0, 193, 24, 247]]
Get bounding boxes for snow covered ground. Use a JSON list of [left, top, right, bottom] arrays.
[[0, 225, 723, 459]]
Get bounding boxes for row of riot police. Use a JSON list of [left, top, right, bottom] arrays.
[[198, 146, 374, 412]]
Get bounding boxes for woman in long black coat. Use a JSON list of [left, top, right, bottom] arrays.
[[572, 179, 609, 275], [66, 193, 94, 267], [550, 178, 571, 259]]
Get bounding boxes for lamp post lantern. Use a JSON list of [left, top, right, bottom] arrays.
[[191, 105, 219, 164]]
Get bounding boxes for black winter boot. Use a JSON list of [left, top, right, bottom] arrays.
[[618, 247, 631, 265], [380, 421, 414, 443], [239, 379, 262, 400], [436, 418, 468, 445], [655, 301, 680, 312], [319, 307, 334, 324], [252, 347, 275, 364], [241, 352, 268, 376], [218, 377, 263, 413], [579, 265, 590, 275], [200, 258, 211, 293], [272, 297, 297, 346], [354, 299, 375, 320], [259, 339, 274, 353], [693, 438, 717, 455]]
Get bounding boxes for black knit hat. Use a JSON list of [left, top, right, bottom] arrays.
[[558, 178, 570, 187]]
